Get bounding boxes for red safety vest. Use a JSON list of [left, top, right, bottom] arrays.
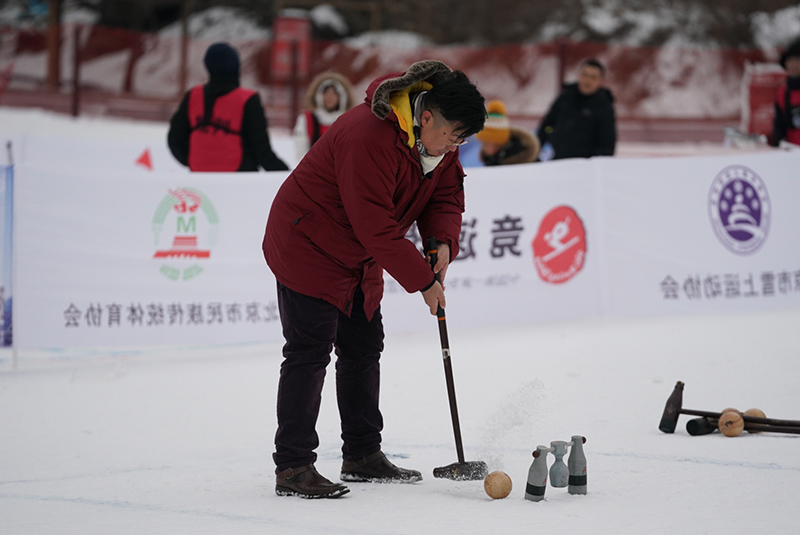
[[187, 86, 255, 171], [304, 110, 331, 146], [776, 84, 800, 145]]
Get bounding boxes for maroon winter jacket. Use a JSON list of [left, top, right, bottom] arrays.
[[262, 61, 465, 319]]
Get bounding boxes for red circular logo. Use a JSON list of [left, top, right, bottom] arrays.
[[531, 206, 587, 284]]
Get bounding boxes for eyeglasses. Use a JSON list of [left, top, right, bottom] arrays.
[[445, 135, 470, 147]]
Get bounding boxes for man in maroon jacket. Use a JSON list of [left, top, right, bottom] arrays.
[[262, 60, 486, 499]]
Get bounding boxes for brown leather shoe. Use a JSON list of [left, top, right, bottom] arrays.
[[341, 451, 422, 483], [275, 464, 350, 499]]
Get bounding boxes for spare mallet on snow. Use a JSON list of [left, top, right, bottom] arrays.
[[686, 416, 800, 436], [659, 381, 800, 434], [427, 237, 488, 481]]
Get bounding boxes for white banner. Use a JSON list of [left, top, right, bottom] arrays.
[[10, 150, 800, 351], [597, 152, 800, 317], [14, 165, 284, 348], [383, 159, 603, 334]]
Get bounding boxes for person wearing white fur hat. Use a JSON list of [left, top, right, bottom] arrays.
[[476, 100, 540, 166], [293, 72, 356, 160]]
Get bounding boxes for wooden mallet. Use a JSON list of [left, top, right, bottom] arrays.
[[659, 381, 800, 434], [686, 416, 800, 436]]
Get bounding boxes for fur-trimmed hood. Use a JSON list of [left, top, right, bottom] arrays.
[[480, 126, 541, 166], [505, 126, 540, 164], [367, 60, 454, 120], [363, 60, 454, 149], [303, 71, 355, 114]]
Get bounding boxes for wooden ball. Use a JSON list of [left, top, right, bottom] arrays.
[[744, 408, 766, 433], [718, 411, 745, 437], [743, 408, 766, 419], [720, 407, 742, 416], [484, 471, 513, 499]]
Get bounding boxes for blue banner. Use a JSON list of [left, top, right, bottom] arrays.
[[1, 165, 12, 346]]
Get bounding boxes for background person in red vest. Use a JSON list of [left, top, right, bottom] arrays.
[[292, 72, 355, 161], [771, 37, 800, 147], [167, 42, 288, 172]]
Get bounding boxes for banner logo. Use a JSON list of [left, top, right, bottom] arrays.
[[708, 165, 770, 255], [532, 205, 586, 284], [152, 188, 219, 281]]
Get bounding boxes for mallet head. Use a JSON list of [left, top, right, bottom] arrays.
[[686, 416, 717, 436], [433, 460, 488, 481], [659, 381, 685, 433]]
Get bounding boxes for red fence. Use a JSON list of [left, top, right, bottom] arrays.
[[0, 23, 785, 141]]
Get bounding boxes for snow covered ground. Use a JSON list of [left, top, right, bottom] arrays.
[[1, 108, 798, 534], [2, 310, 799, 534]]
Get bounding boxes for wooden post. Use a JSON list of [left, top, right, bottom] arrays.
[[289, 40, 299, 131], [46, 0, 62, 90], [179, 0, 193, 95], [71, 25, 80, 117]]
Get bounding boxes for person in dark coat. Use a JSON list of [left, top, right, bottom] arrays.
[[537, 58, 616, 160], [477, 99, 540, 166], [262, 60, 486, 499], [771, 37, 800, 147], [167, 42, 288, 172]]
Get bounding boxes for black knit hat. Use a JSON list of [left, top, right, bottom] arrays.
[[204, 42, 240, 77], [780, 38, 800, 69]]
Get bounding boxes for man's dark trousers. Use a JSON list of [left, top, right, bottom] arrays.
[[273, 282, 385, 474]]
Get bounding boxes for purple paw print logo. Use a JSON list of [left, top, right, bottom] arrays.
[[708, 165, 770, 255]]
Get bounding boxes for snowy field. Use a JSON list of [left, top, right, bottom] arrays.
[[2, 310, 799, 534], [1, 107, 799, 534]]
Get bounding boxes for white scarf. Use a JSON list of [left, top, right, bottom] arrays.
[[412, 92, 445, 176]]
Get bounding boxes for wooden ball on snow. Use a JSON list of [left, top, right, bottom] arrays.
[[484, 471, 513, 499], [744, 408, 766, 433], [718, 411, 745, 437]]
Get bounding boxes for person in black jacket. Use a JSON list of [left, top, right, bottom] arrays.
[[537, 58, 616, 160], [167, 42, 288, 172], [771, 37, 800, 147]]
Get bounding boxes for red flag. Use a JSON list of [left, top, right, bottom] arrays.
[[135, 148, 153, 170]]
